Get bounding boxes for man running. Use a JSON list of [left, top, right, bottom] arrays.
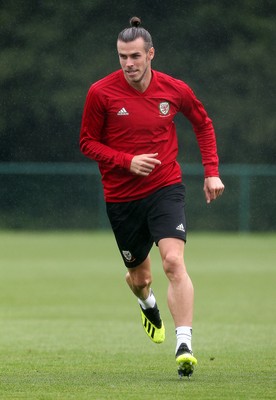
[[80, 16, 224, 378]]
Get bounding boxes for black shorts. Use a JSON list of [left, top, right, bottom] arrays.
[[106, 183, 187, 268]]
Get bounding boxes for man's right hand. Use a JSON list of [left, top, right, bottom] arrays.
[[130, 153, 161, 176]]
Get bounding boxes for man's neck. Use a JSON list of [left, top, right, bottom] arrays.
[[126, 69, 152, 93]]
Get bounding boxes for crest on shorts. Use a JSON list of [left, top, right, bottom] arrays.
[[159, 101, 170, 116], [122, 250, 136, 262]]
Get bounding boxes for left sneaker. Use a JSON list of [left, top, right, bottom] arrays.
[[175, 343, 197, 378], [139, 303, 165, 344]]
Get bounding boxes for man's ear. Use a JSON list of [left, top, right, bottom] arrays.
[[148, 47, 155, 60]]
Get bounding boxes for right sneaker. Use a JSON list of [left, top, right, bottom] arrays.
[[176, 343, 197, 378], [139, 303, 165, 344]]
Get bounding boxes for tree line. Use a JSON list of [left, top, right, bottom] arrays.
[[1, 0, 275, 165]]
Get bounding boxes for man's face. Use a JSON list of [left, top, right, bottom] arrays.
[[117, 37, 154, 89]]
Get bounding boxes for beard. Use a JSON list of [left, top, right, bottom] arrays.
[[131, 65, 149, 83]]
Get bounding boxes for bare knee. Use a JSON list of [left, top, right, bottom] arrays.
[[162, 252, 186, 281]]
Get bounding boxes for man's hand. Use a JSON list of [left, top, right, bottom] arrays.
[[204, 177, 225, 204], [130, 153, 161, 176]]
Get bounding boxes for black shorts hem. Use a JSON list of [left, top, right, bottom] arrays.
[[155, 234, 186, 246]]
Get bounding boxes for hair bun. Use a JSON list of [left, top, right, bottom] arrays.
[[129, 16, 141, 28]]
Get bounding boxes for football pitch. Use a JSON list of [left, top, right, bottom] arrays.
[[0, 231, 275, 399]]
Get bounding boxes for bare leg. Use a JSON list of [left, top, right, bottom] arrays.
[[158, 238, 194, 327], [126, 255, 165, 343], [125, 256, 152, 300]]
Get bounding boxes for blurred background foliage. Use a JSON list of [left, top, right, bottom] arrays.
[[1, 0, 275, 164], [0, 0, 275, 231]]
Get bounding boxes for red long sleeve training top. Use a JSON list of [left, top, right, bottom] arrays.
[[80, 69, 219, 202]]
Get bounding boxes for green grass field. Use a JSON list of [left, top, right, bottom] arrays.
[[0, 231, 275, 399]]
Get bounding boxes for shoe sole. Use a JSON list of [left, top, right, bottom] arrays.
[[176, 353, 197, 378]]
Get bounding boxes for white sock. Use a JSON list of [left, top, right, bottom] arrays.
[[138, 289, 156, 310], [175, 326, 193, 353]]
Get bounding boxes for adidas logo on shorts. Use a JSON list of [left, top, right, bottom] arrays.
[[176, 223, 185, 232]]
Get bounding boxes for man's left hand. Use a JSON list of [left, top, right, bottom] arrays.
[[203, 177, 225, 204]]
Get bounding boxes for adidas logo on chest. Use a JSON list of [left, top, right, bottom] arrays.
[[117, 107, 129, 116]]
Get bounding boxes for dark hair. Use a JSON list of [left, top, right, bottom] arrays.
[[117, 17, 153, 51]]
